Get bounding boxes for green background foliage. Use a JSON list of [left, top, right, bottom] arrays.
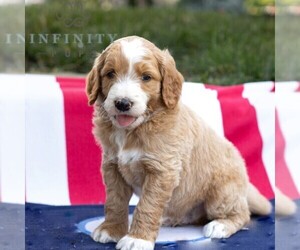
[[0, 5, 24, 73], [25, 2, 275, 85]]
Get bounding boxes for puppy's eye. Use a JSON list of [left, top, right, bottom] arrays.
[[141, 74, 151, 82], [106, 70, 115, 79]]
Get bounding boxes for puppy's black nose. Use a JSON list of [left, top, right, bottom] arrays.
[[115, 98, 133, 112]]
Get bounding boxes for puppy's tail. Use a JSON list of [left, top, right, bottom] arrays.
[[247, 183, 272, 216], [275, 187, 297, 216]]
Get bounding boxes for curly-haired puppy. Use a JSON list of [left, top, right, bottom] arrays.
[[86, 36, 272, 250]]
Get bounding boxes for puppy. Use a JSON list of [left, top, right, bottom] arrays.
[[86, 36, 272, 250]]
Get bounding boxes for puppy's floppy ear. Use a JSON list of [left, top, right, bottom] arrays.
[[86, 53, 105, 106], [160, 49, 184, 109]]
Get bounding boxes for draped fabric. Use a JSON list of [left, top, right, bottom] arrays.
[[1, 74, 299, 205]]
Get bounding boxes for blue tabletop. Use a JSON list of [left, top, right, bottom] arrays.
[[22, 200, 285, 249]]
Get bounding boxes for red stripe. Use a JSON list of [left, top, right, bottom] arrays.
[[206, 84, 274, 199], [275, 110, 300, 199], [56, 76, 106, 205], [296, 82, 300, 92]]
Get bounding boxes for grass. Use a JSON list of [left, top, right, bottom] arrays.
[[25, 2, 275, 85], [275, 16, 300, 81]]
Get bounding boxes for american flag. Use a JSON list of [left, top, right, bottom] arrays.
[[0, 74, 299, 205]]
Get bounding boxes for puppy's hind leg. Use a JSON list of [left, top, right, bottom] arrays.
[[203, 186, 250, 238]]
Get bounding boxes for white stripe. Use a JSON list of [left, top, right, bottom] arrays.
[[242, 81, 274, 92], [182, 82, 224, 137], [0, 74, 25, 204], [129, 193, 139, 206], [243, 83, 275, 191], [276, 86, 300, 194], [25, 74, 70, 205], [276, 81, 299, 92]]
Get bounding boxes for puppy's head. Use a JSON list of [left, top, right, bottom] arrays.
[[86, 36, 183, 129]]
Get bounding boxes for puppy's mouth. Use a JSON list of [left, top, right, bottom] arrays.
[[114, 114, 137, 128]]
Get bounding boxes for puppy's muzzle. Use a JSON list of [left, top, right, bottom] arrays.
[[115, 98, 133, 112]]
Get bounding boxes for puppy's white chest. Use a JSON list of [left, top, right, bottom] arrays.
[[114, 130, 126, 150], [113, 130, 144, 195], [118, 149, 142, 165], [118, 149, 144, 197], [113, 130, 143, 166]]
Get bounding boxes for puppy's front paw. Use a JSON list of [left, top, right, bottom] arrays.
[[92, 228, 117, 243], [116, 235, 154, 250], [203, 221, 228, 239]]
